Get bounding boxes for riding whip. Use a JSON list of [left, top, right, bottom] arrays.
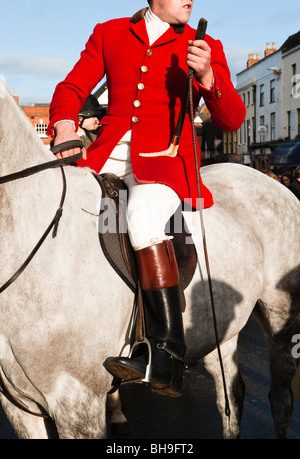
[[187, 19, 231, 419], [140, 17, 231, 417]]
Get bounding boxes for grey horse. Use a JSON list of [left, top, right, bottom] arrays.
[[0, 81, 299, 438]]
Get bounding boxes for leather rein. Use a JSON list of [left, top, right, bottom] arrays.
[[0, 151, 82, 294]]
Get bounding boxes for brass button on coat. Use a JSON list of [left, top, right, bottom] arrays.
[[141, 65, 148, 73], [133, 100, 141, 107], [147, 49, 153, 56], [216, 90, 222, 98], [137, 83, 145, 90], [132, 116, 139, 123]]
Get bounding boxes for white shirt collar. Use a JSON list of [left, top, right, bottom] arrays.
[[145, 7, 170, 46]]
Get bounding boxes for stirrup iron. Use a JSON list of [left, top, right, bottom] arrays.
[[121, 337, 152, 385]]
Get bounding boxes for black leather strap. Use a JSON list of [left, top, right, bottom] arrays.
[[50, 140, 83, 155], [0, 167, 67, 294], [0, 153, 82, 185]]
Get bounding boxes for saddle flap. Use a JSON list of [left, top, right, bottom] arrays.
[[95, 173, 137, 292]]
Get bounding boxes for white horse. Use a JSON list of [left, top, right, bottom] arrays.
[[0, 81, 299, 439]]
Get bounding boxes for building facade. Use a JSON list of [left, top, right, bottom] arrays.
[[21, 103, 51, 147], [236, 32, 300, 170], [281, 33, 300, 141], [236, 43, 282, 169]]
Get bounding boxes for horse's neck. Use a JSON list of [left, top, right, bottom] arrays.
[[0, 85, 52, 176], [0, 86, 64, 239]]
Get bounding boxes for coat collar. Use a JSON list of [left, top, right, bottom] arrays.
[[130, 7, 148, 24], [130, 8, 185, 46]]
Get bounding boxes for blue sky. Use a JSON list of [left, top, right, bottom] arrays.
[[1, 0, 300, 105]]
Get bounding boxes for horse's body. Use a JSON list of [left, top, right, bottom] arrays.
[[0, 81, 299, 438]]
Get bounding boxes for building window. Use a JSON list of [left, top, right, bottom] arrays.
[[270, 112, 276, 140], [287, 111, 291, 139], [35, 123, 48, 138], [252, 116, 256, 143], [270, 79, 275, 103], [247, 91, 250, 106], [252, 86, 256, 105], [259, 84, 264, 106], [292, 64, 297, 88], [260, 115, 265, 142], [247, 120, 251, 147]]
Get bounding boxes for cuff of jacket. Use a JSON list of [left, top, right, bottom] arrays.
[[47, 117, 79, 138], [197, 69, 222, 101]]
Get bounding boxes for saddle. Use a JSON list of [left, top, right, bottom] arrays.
[[94, 173, 197, 299]]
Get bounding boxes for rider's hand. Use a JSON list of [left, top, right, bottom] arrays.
[[187, 39, 214, 90], [54, 121, 87, 160]]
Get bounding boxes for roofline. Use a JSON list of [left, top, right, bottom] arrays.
[[236, 48, 281, 77]]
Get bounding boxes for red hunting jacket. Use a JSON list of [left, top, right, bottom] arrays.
[[48, 8, 246, 208]]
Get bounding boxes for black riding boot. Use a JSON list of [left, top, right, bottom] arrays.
[[105, 240, 186, 397]]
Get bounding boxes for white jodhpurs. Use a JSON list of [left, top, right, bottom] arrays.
[[122, 173, 181, 250]]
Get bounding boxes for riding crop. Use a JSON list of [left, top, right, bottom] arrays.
[[141, 17, 231, 419], [186, 20, 231, 419]]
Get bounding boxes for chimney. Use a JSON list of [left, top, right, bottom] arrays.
[[265, 42, 276, 57], [247, 53, 261, 68], [13, 89, 19, 105]]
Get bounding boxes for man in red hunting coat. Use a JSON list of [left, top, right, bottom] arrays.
[[48, 0, 245, 397]]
